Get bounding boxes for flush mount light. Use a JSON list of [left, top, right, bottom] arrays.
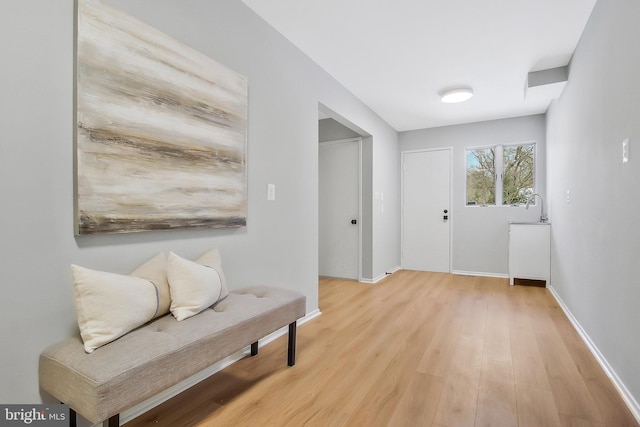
[[440, 88, 474, 103]]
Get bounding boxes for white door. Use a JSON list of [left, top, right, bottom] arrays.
[[319, 139, 360, 280], [402, 149, 451, 272]]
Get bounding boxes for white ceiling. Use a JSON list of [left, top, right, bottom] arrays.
[[241, 0, 597, 131]]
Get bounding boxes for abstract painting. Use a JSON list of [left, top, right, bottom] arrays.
[[75, 0, 248, 234]]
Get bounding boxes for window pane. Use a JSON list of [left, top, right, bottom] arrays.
[[502, 144, 534, 205], [466, 148, 495, 205]]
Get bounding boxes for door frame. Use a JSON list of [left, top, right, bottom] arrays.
[[319, 137, 363, 281], [400, 147, 453, 273]]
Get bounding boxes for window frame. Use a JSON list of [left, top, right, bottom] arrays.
[[465, 141, 537, 207]]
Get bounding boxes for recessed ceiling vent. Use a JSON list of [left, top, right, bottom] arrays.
[[525, 66, 569, 100]]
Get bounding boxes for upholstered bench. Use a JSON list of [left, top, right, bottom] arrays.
[[39, 286, 306, 427]]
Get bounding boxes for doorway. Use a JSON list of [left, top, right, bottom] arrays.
[[319, 138, 361, 280], [401, 148, 452, 272]]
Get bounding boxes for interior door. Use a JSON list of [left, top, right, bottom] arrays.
[[402, 149, 451, 272], [319, 139, 360, 279]]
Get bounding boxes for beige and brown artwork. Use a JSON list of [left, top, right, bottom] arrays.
[[75, 0, 247, 235]]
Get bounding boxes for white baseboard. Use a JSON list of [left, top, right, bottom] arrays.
[[452, 270, 509, 279], [548, 285, 640, 424], [386, 266, 402, 275], [360, 266, 402, 284], [118, 309, 321, 426], [297, 308, 321, 326], [362, 269, 509, 282]]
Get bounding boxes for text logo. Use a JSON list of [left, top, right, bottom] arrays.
[[0, 405, 68, 426]]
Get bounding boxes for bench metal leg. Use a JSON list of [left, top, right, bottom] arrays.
[[251, 341, 259, 356], [288, 322, 297, 366], [63, 405, 115, 427], [66, 405, 76, 427], [104, 414, 119, 427]]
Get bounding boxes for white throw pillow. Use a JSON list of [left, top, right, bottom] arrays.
[[167, 252, 222, 321], [71, 265, 159, 353], [195, 248, 229, 300], [129, 253, 171, 318]]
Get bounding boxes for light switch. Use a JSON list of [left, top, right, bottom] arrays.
[[623, 137, 630, 163], [267, 184, 276, 200]]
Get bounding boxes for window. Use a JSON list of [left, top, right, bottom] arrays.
[[466, 147, 495, 205], [466, 143, 535, 206]]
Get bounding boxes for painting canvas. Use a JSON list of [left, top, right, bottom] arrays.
[[75, 0, 248, 234]]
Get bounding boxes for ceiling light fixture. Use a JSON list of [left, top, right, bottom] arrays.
[[440, 88, 473, 103]]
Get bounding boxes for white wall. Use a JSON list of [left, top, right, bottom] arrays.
[[0, 0, 399, 404], [373, 128, 402, 279], [318, 118, 361, 142], [546, 0, 640, 412], [399, 115, 546, 276]]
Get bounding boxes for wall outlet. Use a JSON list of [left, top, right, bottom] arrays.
[[566, 189, 571, 204], [267, 184, 276, 201], [623, 137, 630, 163]]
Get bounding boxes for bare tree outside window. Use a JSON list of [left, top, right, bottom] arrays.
[[466, 143, 535, 206], [466, 147, 495, 205], [503, 144, 534, 205]]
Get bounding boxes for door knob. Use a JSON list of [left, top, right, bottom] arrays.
[[443, 209, 449, 221], [351, 219, 357, 225]]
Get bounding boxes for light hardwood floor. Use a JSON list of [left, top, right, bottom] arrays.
[[124, 270, 638, 427]]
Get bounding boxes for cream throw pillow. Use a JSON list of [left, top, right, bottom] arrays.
[[129, 253, 171, 318], [195, 248, 229, 300], [167, 252, 222, 321], [71, 265, 159, 353]]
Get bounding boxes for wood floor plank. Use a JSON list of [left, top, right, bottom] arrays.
[[532, 309, 602, 421], [548, 308, 640, 426], [387, 373, 445, 427], [122, 272, 639, 427], [559, 414, 599, 427], [509, 297, 552, 390], [343, 294, 437, 425], [483, 295, 512, 362], [415, 274, 477, 378], [480, 356, 514, 388], [516, 384, 563, 427], [433, 373, 479, 427], [475, 377, 518, 427], [448, 297, 486, 382], [416, 311, 465, 376]]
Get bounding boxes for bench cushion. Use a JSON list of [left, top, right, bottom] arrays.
[[39, 286, 305, 424]]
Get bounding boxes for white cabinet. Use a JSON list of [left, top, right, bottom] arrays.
[[508, 223, 550, 286]]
